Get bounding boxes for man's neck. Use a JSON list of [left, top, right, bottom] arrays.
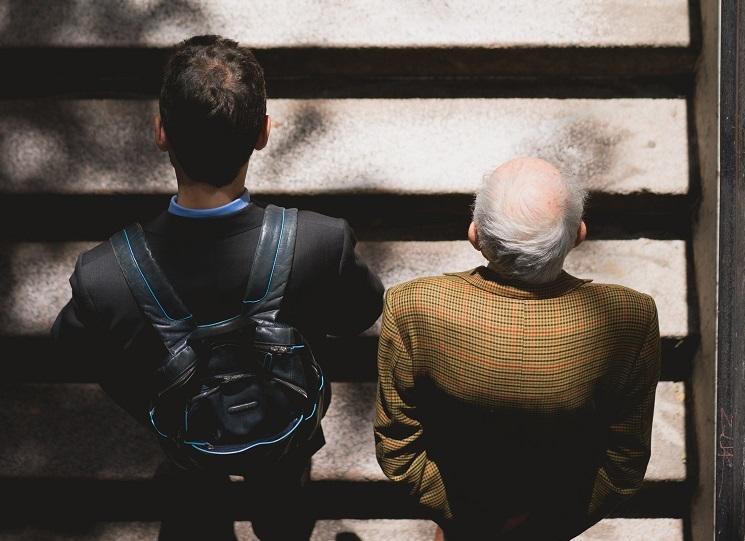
[[173, 163, 248, 209], [175, 184, 245, 209], [485, 261, 563, 286]]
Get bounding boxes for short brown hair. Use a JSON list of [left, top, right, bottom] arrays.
[[159, 35, 267, 187]]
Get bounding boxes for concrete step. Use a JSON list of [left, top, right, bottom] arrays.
[[0, 1, 689, 48], [573, 519, 683, 541], [0, 382, 685, 483], [0, 239, 687, 338], [0, 99, 688, 196], [357, 239, 688, 337], [0, 518, 685, 540]]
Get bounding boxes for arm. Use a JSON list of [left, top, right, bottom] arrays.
[[326, 219, 384, 336], [51, 256, 105, 378], [373, 289, 452, 520], [584, 300, 662, 528]]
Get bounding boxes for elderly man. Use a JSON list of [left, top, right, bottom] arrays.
[[374, 157, 661, 540]]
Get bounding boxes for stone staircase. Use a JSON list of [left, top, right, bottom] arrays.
[[0, 1, 698, 539]]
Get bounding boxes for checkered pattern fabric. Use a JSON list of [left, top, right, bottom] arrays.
[[374, 266, 661, 528]]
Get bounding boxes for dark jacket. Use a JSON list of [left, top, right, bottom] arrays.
[[52, 203, 384, 453]]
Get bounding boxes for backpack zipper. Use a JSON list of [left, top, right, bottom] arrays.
[[272, 377, 309, 400], [255, 343, 300, 354]]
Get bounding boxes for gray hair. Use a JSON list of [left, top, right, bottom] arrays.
[[472, 164, 587, 284]]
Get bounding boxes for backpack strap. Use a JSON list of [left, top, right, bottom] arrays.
[[242, 204, 298, 323], [109, 223, 194, 355]]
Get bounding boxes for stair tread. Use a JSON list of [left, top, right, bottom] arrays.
[[0, 518, 685, 540], [0, 1, 689, 48], [0, 239, 687, 337], [0, 99, 688, 196]]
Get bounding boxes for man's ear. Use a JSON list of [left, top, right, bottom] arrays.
[[254, 115, 271, 151], [468, 221, 481, 251], [154, 114, 168, 152], [575, 220, 587, 247]]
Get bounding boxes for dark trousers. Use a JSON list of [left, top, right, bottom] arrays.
[[156, 458, 314, 541]]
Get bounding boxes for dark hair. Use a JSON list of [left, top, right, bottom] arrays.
[[159, 35, 267, 187]]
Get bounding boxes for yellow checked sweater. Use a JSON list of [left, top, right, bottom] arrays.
[[374, 266, 661, 537]]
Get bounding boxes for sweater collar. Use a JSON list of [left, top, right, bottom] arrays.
[[144, 200, 264, 239], [448, 266, 590, 300], [168, 189, 251, 218]]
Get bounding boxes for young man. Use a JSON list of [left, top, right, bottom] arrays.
[[53, 35, 383, 540], [375, 157, 661, 540]]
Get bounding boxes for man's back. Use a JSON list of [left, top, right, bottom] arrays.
[[375, 266, 660, 537], [54, 203, 384, 425]]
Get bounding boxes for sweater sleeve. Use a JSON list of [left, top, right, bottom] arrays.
[[584, 298, 662, 528], [373, 288, 452, 520]]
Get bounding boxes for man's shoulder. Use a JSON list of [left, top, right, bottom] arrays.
[[295, 209, 349, 244], [385, 274, 466, 309], [297, 209, 346, 231], [74, 209, 351, 290], [72, 239, 129, 301], [572, 281, 659, 333], [576, 281, 657, 315], [77, 239, 115, 269], [389, 274, 464, 292]]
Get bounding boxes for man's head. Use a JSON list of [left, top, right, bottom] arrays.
[[469, 157, 587, 284], [156, 35, 269, 188]]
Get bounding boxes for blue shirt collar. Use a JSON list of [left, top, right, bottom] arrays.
[[168, 190, 251, 218]]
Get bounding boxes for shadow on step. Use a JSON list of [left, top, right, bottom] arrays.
[[0, 47, 696, 100], [0, 335, 696, 383], [0, 479, 689, 524], [0, 193, 693, 243]]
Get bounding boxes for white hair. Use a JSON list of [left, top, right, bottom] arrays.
[[472, 164, 587, 284]]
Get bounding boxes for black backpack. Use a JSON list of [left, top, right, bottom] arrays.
[[109, 205, 326, 473]]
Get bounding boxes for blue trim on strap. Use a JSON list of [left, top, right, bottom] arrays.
[[196, 314, 242, 329], [243, 208, 286, 304], [123, 229, 192, 322], [168, 190, 251, 218], [304, 373, 324, 421], [149, 408, 172, 440]]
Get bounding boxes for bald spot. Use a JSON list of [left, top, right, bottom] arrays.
[[486, 157, 567, 230]]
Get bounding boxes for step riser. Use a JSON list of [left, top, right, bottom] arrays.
[[0, 193, 694, 242], [0, 51, 697, 100], [0, 478, 686, 519], [0, 335, 696, 383]]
